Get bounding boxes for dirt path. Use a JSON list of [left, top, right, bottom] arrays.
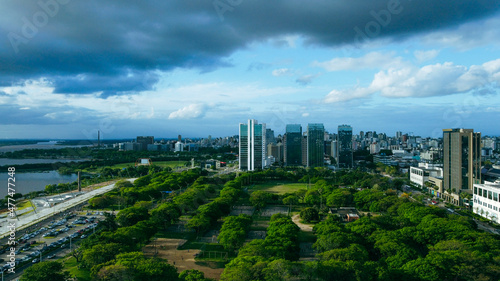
[[292, 214, 313, 232], [143, 238, 224, 280]]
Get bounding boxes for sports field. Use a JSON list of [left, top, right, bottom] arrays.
[[249, 182, 309, 194]]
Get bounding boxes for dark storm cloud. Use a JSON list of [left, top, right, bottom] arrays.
[[0, 104, 101, 125], [1, 0, 499, 95]]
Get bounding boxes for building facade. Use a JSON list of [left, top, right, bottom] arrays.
[[284, 124, 302, 166], [473, 183, 500, 223], [337, 125, 353, 169], [239, 119, 266, 171], [307, 123, 325, 167], [443, 129, 481, 204]]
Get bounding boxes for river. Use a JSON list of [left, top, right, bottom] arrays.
[[0, 171, 78, 198]]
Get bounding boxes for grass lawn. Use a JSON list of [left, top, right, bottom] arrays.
[[63, 257, 91, 281], [17, 200, 35, 211], [110, 161, 186, 169], [249, 182, 309, 195]]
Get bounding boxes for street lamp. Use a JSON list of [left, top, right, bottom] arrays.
[[68, 235, 72, 251]]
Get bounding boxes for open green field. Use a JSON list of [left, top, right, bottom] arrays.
[[110, 161, 186, 169], [249, 182, 309, 194], [64, 257, 91, 281]]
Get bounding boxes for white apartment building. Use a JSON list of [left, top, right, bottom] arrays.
[[473, 183, 500, 223]]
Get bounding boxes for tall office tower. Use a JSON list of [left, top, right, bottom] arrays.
[[266, 129, 276, 145], [284, 124, 302, 166], [307, 123, 325, 167], [360, 131, 364, 140], [136, 136, 154, 151], [443, 129, 481, 199], [239, 119, 266, 171], [396, 131, 402, 139], [337, 125, 353, 169], [301, 134, 308, 166], [268, 143, 284, 163]]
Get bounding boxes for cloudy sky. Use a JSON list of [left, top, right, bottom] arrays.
[[1, 0, 500, 140]]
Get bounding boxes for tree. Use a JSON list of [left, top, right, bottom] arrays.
[[116, 206, 150, 227], [218, 214, 252, 252], [95, 264, 133, 281], [82, 243, 123, 269], [179, 269, 215, 281], [283, 195, 299, 213], [250, 190, 272, 210], [71, 248, 84, 263], [100, 212, 118, 232], [136, 258, 179, 281], [300, 207, 319, 223], [21, 261, 70, 281]]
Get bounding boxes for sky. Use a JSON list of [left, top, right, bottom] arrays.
[[1, 0, 500, 140]]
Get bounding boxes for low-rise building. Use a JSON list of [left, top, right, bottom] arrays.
[[473, 183, 500, 223], [409, 163, 443, 188]]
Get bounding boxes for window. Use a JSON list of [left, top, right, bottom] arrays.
[[494, 192, 498, 202], [488, 191, 493, 200], [474, 186, 478, 194], [479, 188, 483, 197]]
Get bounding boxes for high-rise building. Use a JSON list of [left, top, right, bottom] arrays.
[[266, 129, 276, 145], [301, 134, 308, 166], [239, 119, 266, 171], [307, 123, 325, 167], [337, 125, 353, 169], [284, 124, 302, 166], [443, 128, 481, 205], [268, 143, 283, 163], [136, 136, 154, 151]]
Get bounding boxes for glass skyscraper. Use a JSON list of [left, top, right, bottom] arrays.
[[284, 124, 302, 166], [239, 119, 266, 171], [337, 125, 353, 169], [307, 123, 325, 167]]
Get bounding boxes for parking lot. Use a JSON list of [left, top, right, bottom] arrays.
[[0, 210, 106, 277]]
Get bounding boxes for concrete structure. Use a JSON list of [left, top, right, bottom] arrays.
[[370, 142, 380, 154], [284, 124, 302, 166], [175, 142, 185, 152], [136, 136, 154, 151], [337, 125, 353, 169], [410, 163, 444, 188], [443, 129, 481, 205], [239, 119, 266, 171], [307, 123, 325, 167], [267, 142, 283, 163], [473, 183, 500, 223]]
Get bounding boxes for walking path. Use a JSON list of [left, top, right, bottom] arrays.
[[291, 214, 313, 232]]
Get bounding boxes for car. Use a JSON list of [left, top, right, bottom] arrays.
[[431, 200, 438, 205], [46, 254, 56, 259], [80, 234, 87, 239], [32, 258, 39, 263], [60, 244, 68, 249]]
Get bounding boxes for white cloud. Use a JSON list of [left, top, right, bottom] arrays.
[[312, 52, 404, 71], [324, 58, 500, 103], [414, 50, 439, 62], [272, 68, 294, 76], [168, 104, 207, 120], [302, 112, 310, 117]]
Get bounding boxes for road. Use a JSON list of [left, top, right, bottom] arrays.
[[0, 178, 136, 239]]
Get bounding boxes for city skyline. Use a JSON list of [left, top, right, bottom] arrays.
[[1, 1, 500, 139]]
